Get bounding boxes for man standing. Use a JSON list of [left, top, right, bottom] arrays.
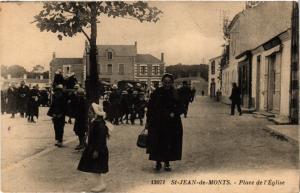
[[191, 87, 196, 102], [229, 82, 242, 116], [18, 80, 30, 117], [178, 81, 192, 118], [47, 84, 67, 147]]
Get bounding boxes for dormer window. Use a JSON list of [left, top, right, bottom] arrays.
[[107, 51, 113, 60]]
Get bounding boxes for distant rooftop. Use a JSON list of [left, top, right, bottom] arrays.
[[50, 58, 83, 65], [97, 45, 137, 57], [136, 54, 162, 64]]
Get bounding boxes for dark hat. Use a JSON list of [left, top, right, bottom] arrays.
[[182, 80, 188, 84], [162, 73, 174, 82]]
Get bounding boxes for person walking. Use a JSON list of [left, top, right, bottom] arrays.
[[229, 82, 242, 116], [27, 85, 40, 123], [119, 90, 130, 124], [47, 84, 67, 147], [178, 81, 192, 118], [1, 89, 7, 114], [73, 88, 88, 150], [129, 90, 139, 125], [146, 73, 184, 172], [136, 91, 147, 126], [77, 101, 109, 192], [191, 87, 196, 102], [18, 80, 30, 117], [109, 85, 121, 125], [7, 83, 18, 118]]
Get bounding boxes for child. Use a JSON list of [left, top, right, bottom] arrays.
[[77, 100, 110, 192]]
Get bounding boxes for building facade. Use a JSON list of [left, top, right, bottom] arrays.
[[84, 41, 165, 87], [134, 53, 165, 87], [208, 55, 222, 97], [221, 1, 296, 122], [49, 53, 84, 85]]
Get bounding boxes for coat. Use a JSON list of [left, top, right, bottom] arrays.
[[47, 90, 67, 119], [66, 90, 78, 118], [65, 76, 78, 89], [73, 95, 88, 136], [77, 117, 109, 174], [178, 86, 192, 104], [6, 87, 18, 114], [1, 90, 7, 113], [27, 88, 40, 117], [229, 87, 241, 104], [18, 85, 30, 111], [146, 87, 183, 162], [53, 74, 65, 87]]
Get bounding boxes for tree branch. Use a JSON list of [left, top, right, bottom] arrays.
[[81, 28, 91, 42]]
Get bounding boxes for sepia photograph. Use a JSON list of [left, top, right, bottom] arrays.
[[0, 1, 299, 193]]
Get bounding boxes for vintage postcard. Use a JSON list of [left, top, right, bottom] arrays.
[[0, 1, 299, 193]]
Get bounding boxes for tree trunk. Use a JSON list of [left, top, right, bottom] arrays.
[[87, 2, 99, 103]]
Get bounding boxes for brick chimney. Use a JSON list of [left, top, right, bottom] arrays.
[[161, 52, 164, 62], [134, 41, 138, 54]]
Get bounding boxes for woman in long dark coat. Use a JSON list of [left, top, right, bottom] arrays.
[[78, 102, 109, 192], [146, 73, 184, 171], [27, 85, 40, 123], [6, 84, 18, 118]]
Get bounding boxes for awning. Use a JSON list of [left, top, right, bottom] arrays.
[[235, 50, 251, 62], [264, 44, 282, 56]]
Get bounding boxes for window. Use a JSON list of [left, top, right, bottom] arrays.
[[152, 65, 160, 75], [63, 65, 71, 77], [140, 65, 147, 75], [107, 64, 112, 74], [119, 64, 124, 75], [107, 51, 113, 60], [211, 61, 215, 75]]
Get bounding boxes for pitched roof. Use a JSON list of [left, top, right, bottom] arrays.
[[97, 45, 137, 56], [50, 58, 83, 65], [136, 54, 162, 64]]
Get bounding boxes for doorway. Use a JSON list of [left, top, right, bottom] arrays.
[[266, 53, 281, 113]]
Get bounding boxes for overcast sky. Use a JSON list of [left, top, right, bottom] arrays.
[[0, 2, 245, 70]]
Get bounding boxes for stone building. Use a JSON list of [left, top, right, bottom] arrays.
[[208, 55, 222, 98], [84, 41, 165, 87], [221, 1, 296, 123], [49, 53, 84, 85]]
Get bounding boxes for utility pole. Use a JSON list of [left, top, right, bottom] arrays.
[[290, 2, 299, 124]]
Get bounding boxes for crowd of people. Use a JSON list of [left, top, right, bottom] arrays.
[[1, 80, 50, 122], [1, 70, 197, 192]]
